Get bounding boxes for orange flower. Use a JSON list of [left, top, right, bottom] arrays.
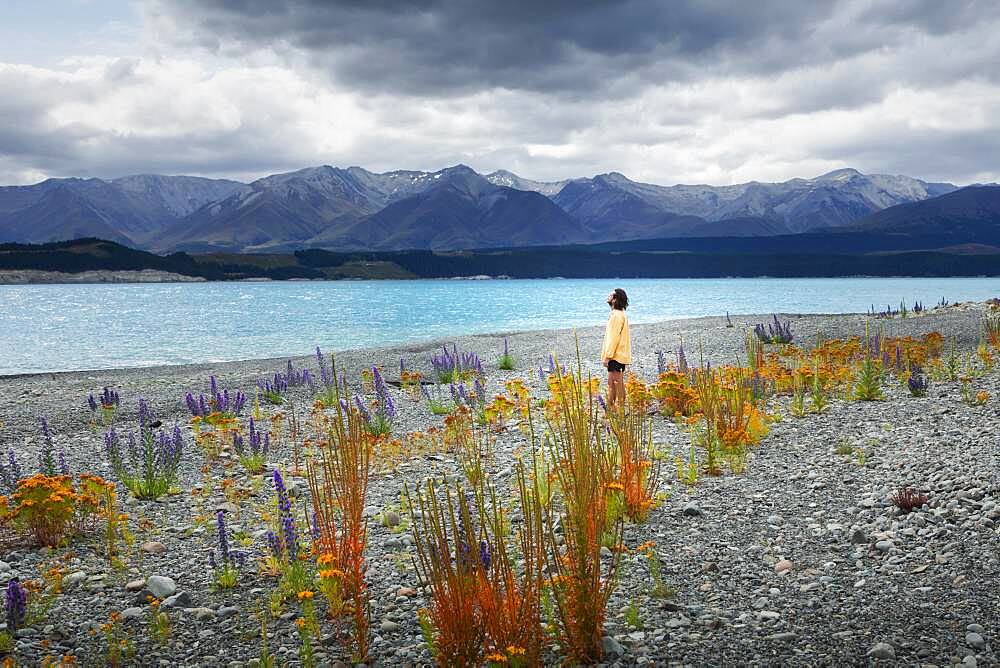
[[297, 590, 314, 600]]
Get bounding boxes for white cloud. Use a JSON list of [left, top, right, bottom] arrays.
[[1, 0, 999, 187]]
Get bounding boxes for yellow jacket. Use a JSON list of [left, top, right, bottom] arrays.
[[601, 308, 631, 364]]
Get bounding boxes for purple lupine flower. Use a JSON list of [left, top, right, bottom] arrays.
[[232, 432, 245, 456], [87, 394, 98, 413], [273, 469, 298, 559], [58, 449, 69, 476], [458, 383, 471, 406], [303, 369, 316, 394], [677, 344, 688, 374], [316, 347, 333, 387], [100, 387, 120, 408], [597, 394, 607, 411], [126, 431, 139, 462], [354, 395, 373, 424], [473, 377, 486, 401], [5, 579, 27, 632], [383, 391, 396, 420], [185, 392, 201, 417], [210, 375, 219, 397], [216, 510, 232, 564], [503, 337, 509, 357], [232, 390, 247, 416], [479, 540, 491, 571], [400, 357, 406, 374], [38, 417, 56, 476], [137, 398, 153, 436], [908, 368, 929, 397], [266, 530, 281, 559], [1, 448, 23, 493], [538, 366, 546, 383], [449, 383, 461, 406]]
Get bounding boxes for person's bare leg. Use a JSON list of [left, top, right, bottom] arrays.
[[608, 370, 623, 408]]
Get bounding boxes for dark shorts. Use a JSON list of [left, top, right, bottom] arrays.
[[607, 359, 626, 373]]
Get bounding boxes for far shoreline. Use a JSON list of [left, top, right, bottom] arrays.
[[0, 304, 985, 381]]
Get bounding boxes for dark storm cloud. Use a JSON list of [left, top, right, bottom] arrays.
[[158, 0, 1000, 98], [157, 0, 843, 95]]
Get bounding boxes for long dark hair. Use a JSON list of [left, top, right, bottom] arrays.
[[611, 288, 629, 310]]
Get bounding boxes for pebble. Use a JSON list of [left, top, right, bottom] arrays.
[[146, 576, 177, 599], [602, 636, 624, 658], [869, 642, 896, 660], [61, 571, 86, 589], [142, 541, 167, 554], [774, 559, 793, 574], [125, 579, 146, 592], [966, 632, 987, 650], [682, 502, 703, 517]]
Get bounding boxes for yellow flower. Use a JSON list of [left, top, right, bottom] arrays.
[[485, 652, 507, 663], [506, 645, 526, 655], [297, 590, 314, 600], [295, 618, 306, 628]]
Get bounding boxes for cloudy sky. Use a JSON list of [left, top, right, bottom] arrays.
[[2, 0, 999, 186]]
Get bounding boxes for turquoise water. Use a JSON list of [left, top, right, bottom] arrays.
[[0, 277, 997, 375]]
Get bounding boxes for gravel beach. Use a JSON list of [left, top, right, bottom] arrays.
[[0, 304, 997, 667]]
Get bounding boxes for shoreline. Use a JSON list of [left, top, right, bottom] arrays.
[[3, 273, 999, 285], [1, 303, 987, 381]]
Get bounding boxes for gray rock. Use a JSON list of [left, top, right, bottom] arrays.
[[850, 529, 867, 544], [161, 591, 192, 609], [146, 575, 177, 599], [602, 636, 624, 658], [868, 642, 896, 660], [380, 620, 400, 633], [682, 502, 703, 517], [61, 571, 86, 588], [966, 632, 987, 650], [125, 578, 146, 592], [141, 541, 167, 554], [0, 561, 10, 572], [217, 606, 239, 619], [875, 540, 893, 553], [190, 607, 217, 621], [120, 607, 144, 621]]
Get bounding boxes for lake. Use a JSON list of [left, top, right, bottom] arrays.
[[1, 277, 997, 375]]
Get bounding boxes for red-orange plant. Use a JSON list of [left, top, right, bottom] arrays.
[[542, 362, 623, 663], [307, 359, 372, 663]]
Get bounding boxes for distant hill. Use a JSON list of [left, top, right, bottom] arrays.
[[0, 164, 963, 253], [0, 175, 246, 246], [320, 166, 590, 250], [6, 236, 1000, 282], [843, 185, 1000, 238]]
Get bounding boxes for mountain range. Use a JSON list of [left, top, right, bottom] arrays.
[[1, 163, 996, 253]]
